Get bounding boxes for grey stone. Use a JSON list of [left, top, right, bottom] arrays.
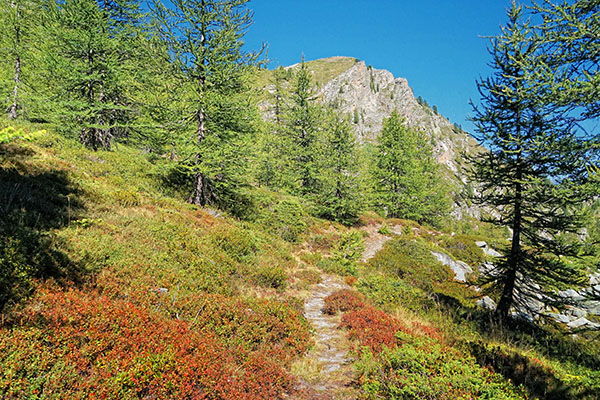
[[549, 313, 571, 324], [567, 317, 600, 330], [431, 251, 472, 282], [477, 296, 496, 310]]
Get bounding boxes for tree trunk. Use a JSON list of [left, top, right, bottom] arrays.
[[496, 160, 523, 320], [8, 1, 21, 120], [189, 107, 207, 205], [8, 54, 20, 119], [189, 2, 208, 206]]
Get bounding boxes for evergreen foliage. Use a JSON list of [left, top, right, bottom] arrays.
[[42, 0, 142, 150], [0, 0, 42, 120], [286, 58, 319, 195], [313, 110, 364, 225], [470, 4, 598, 319], [151, 0, 262, 209], [373, 111, 450, 225]]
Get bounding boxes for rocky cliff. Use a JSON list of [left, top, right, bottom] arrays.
[[258, 56, 482, 190]]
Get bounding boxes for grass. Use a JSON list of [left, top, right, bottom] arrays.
[[1, 121, 599, 399], [0, 122, 316, 399]]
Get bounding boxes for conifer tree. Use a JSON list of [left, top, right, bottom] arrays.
[[287, 58, 319, 195], [152, 0, 262, 208], [532, 0, 600, 119], [314, 109, 364, 225], [44, 0, 142, 149], [258, 66, 288, 188], [373, 111, 450, 225], [471, 4, 597, 320], [0, 0, 41, 119]]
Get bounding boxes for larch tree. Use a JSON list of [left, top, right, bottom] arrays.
[[0, 0, 41, 119], [471, 4, 597, 320], [286, 58, 320, 195], [533, 0, 600, 120], [257, 66, 289, 188], [373, 111, 450, 226], [44, 0, 142, 149], [151, 0, 263, 208], [314, 109, 364, 225]]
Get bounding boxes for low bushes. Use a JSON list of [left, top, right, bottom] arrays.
[[324, 288, 524, 399], [356, 275, 433, 312], [322, 289, 365, 315], [438, 234, 486, 266], [356, 333, 525, 400], [0, 286, 299, 399]]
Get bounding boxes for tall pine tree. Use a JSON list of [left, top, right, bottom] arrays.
[[0, 0, 42, 119], [152, 0, 262, 208], [373, 111, 450, 225], [471, 4, 596, 320], [286, 58, 319, 195], [43, 0, 142, 149], [314, 109, 364, 225]]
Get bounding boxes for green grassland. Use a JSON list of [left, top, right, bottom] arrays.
[[1, 122, 599, 399]]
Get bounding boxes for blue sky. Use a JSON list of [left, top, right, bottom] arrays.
[[243, 0, 531, 134]]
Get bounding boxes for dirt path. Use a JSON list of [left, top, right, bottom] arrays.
[[289, 223, 401, 399], [291, 274, 356, 399], [360, 223, 401, 262]]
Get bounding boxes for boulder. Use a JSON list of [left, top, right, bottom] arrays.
[[548, 313, 571, 324], [431, 251, 472, 282], [477, 296, 496, 310], [567, 317, 600, 330], [475, 241, 502, 257]]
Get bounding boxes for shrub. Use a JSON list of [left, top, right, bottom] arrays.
[[377, 223, 391, 235], [322, 289, 366, 315], [341, 305, 406, 353], [439, 234, 485, 266], [0, 286, 298, 399], [318, 230, 365, 276], [368, 236, 453, 290], [251, 264, 287, 289], [112, 189, 141, 207], [208, 224, 259, 264], [356, 332, 526, 400], [357, 275, 433, 312], [256, 198, 308, 242], [0, 127, 46, 144]]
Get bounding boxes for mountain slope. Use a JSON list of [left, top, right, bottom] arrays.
[[258, 56, 482, 186]]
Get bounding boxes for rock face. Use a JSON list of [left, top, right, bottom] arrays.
[[319, 59, 480, 177], [431, 251, 473, 282], [259, 57, 482, 200]]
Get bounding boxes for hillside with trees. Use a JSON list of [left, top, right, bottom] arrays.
[[0, 0, 599, 399]]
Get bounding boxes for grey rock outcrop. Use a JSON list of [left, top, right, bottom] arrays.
[[567, 317, 600, 330], [475, 241, 502, 258], [477, 296, 496, 310], [431, 251, 473, 282], [258, 57, 482, 217], [317, 59, 480, 176]]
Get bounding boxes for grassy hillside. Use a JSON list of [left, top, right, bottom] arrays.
[[0, 123, 317, 399], [255, 56, 359, 91], [1, 122, 599, 399]]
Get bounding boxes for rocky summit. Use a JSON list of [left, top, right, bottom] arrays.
[[259, 56, 482, 184]]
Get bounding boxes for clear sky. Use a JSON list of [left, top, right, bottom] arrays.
[[243, 0, 532, 134]]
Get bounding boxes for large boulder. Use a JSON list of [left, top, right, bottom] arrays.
[[431, 251, 472, 282]]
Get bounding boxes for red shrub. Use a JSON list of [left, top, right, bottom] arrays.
[[340, 305, 407, 353], [0, 286, 296, 399], [322, 289, 366, 315]]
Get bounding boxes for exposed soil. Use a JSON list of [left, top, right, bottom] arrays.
[[360, 223, 401, 262]]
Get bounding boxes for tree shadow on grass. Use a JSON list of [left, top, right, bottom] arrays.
[[433, 293, 600, 399], [0, 144, 85, 313]]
